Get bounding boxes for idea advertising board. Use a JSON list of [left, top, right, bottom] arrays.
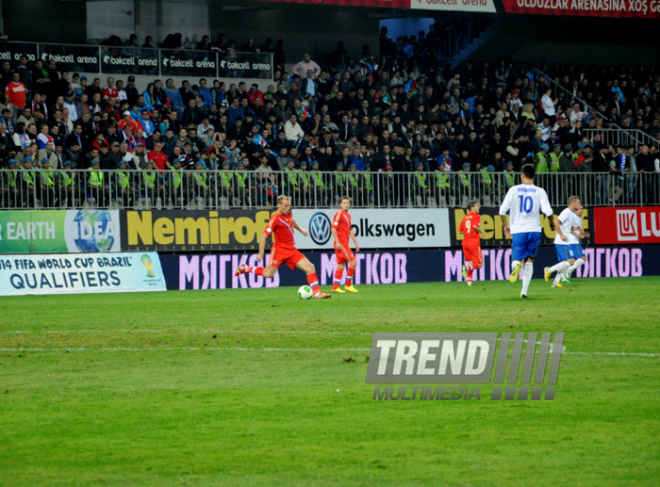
[[0, 252, 166, 296], [0, 210, 121, 254], [159, 245, 651, 291], [594, 207, 660, 245]]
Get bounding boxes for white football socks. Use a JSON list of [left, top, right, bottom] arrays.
[[552, 261, 571, 285], [521, 262, 534, 296], [566, 258, 585, 277], [512, 260, 522, 271], [548, 262, 567, 273]]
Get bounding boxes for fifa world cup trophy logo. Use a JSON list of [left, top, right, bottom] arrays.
[[141, 254, 156, 278]]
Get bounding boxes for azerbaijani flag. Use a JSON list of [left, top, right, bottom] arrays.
[[253, 134, 267, 147], [404, 78, 417, 99]]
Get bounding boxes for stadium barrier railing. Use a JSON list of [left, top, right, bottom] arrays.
[[1, 169, 658, 210], [583, 128, 659, 152]]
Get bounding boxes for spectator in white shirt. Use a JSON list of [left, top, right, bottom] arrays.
[[283, 113, 304, 141], [541, 86, 558, 125], [63, 92, 78, 121]]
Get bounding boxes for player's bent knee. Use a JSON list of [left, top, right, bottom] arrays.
[[263, 267, 277, 278]]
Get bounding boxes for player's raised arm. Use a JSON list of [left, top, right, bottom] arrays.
[[292, 219, 308, 237]]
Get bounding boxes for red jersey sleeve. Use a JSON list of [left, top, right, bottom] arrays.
[[264, 213, 278, 236]]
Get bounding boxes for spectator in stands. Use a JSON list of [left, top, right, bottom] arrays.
[[2, 28, 659, 212], [292, 53, 321, 79], [5, 72, 26, 117], [102, 77, 118, 100]]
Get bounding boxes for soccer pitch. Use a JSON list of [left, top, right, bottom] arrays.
[[1, 278, 659, 486]]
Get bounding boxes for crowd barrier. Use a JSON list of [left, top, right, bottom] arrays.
[[3, 169, 659, 211]]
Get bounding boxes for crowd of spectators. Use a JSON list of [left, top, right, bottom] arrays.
[[1, 26, 660, 210]]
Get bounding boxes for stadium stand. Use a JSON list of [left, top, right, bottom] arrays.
[[0, 28, 659, 211]]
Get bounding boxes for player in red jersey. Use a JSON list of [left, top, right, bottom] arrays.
[[235, 195, 331, 299], [331, 197, 360, 293], [458, 200, 485, 286]]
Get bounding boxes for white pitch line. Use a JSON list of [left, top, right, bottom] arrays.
[[0, 347, 371, 353], [0, 329, 374, 336], [563, 351, 660, 357], [0, 347, 657, 357], [1, 330, 657, 357]]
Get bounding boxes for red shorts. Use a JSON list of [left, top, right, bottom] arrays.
[[462, 242, 483, 265], [335, 245, 355, 265], [268, 247, 306, 270]]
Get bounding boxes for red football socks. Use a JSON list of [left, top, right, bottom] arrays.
[[346, 265, 355, 286], [307, 272, 321, 296], [332, 268, 343, 291]]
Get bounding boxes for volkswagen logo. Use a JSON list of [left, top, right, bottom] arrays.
[[309, 212, 332, 246]]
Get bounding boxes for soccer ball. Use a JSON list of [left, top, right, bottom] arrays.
[[298, 285, 314, 300]]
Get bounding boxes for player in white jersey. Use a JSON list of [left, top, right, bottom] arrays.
[[499, 164, 555, 298], [544, 196, 581, 288], [564, 204, 590, 281]]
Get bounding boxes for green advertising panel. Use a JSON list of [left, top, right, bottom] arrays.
[[0, 210, 121, 254]]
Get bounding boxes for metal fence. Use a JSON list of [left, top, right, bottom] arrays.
[[1, 169, 659, 211], [584, 128, 659, 152]]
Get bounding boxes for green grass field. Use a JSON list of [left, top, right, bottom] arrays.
[[1, 277, 659, 486]]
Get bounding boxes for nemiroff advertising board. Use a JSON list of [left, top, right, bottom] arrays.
[[120, 209, 272, 252]]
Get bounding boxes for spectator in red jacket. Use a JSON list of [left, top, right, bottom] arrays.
[[118, 110, 139, 133], [102, 77, 119, 100], [247, 83, 264, 107], [5, 72, 27, 111], [148, 140, 169, 170]]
